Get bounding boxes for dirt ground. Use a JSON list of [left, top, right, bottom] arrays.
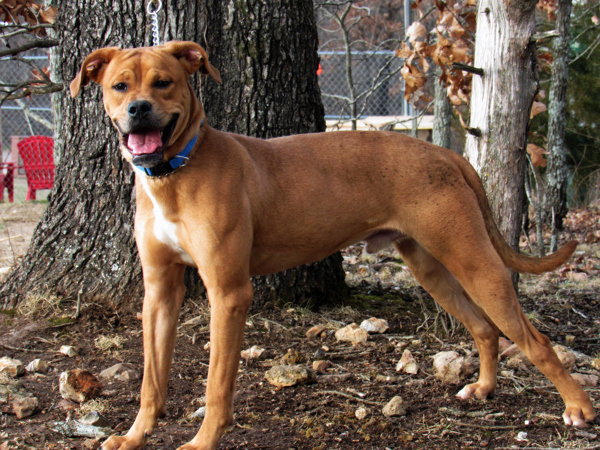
[[0, 204, 598, 449]]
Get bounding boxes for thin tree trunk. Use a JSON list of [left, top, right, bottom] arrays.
[[202, 0, 348, 309], [464, 0, 539, 287], [546, 0, 572, 247], [0, 1, 205, 308], [432, 68, 452, 149]]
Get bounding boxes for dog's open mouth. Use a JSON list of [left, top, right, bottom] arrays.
[[123, 115, 179, 168]]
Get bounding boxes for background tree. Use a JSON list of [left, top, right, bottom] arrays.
[[1, 0, 346, 309], [464, 0, 539, 287], [201, 0, 348, 308]]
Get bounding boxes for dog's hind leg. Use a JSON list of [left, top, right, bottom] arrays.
[[394, 238, 500, 400], [413, 218, 596, 427]]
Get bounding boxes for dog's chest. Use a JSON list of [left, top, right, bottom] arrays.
[[140, 178, 195, 266]]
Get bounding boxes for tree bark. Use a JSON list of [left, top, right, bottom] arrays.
[[1, 1, 210, 308], [432, 68, 452, 149], [545, 0, 572, 239], [202, 0, 348, 309], [464, 0, 539, 286]]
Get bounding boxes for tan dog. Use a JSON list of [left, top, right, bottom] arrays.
[[70, 41, 596, 450]]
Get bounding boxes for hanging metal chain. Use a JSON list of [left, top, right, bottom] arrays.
[[147, 0, 162, 46]]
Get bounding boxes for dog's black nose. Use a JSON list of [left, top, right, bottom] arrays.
[[127, 100, 153, 119]]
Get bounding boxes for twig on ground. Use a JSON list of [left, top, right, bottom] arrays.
[[320, 390, 383, 406]]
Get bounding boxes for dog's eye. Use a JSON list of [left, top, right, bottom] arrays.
[[154, 80, 172, 89], [112, 83, 128, 92]]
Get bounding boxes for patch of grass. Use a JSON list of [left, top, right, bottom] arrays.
[[78, 398, 111, 417], [48, 316, 74, 326], [17, 292, 62, 318], [94, 334, 126, 355], [0, 309, 18, 317]]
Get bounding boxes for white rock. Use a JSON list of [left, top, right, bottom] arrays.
[[59, 370, 103, 403], [396, 349, 419, 374], [241, 346, 265, 361], [265, 365, 316, 388], [99, 363, 140, 383], [360, 317, 389, 334], [0, 357, 24, 377], [432, 351, 478, 384], [60, 345, 77, 357], [355, 406, 368, 420], [26, 359, 49, 374], [335, 323, 369, 344], [553, 345, 576, 371], [188, 406, 206, 422], [571, 373, 598, 387], [382, 396, 407, 417]]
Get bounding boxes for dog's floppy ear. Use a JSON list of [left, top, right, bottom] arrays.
[[70, 47, 120, 97], [162, 41, 222, 84]]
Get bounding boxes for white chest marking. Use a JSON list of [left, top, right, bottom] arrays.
[[140, 178, 196, 266]]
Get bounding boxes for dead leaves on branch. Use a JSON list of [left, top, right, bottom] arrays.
[[397, 0, 476, 109], [0, 0, 56, 36]]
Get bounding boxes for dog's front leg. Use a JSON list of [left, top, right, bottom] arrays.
[[179, 278, 254, 450], [103, 262, 186, 450]]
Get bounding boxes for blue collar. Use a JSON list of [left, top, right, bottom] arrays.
[[134, 133, 198, 177]]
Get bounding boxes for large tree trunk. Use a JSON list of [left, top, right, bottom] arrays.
[[0, 0, 347, 310], [202, 0, 348, 309], [545, 0, 572, 243], [464, 0, 539, 286]]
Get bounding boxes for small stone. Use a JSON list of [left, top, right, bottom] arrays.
[[335, 323, 369, 344], [25, 359, 49, 374], [79, 411, 110, 427], [99, 363, 140, 383], [283, 350, 303, 365], [382, 396, 407, 417], [241, 346, 266, 361], [83, 439, 101, 450], [396, 349, 419, 374], [375, 375, 399, 383], [203, 342, 210, 350], [360, 318, 389, 334], [355, 406, 368, 420], [592, 358, 600, 371], [265, 365, 316, 388], [11, 392, 38, 418], [306, 325, 327, 340], [553, 345, 576, 371], [411, 339, 422, 346], [565, 335, 576, 345], [0, 357, 24, 377], [432, 351, 478, 384], [498, 337, 512, 354], [500, 343, 521, 360], [60, 346, 77, 357], [312, 360, 331, 374], [571, 373, 598, 387], [58, 398, 79, 411], [59, 370, 103, 403], [188, 406, 206, 422]]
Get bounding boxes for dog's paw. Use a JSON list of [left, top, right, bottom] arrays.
[[563, 403, 597, 428], [456, 382, 495, 400], [102, 434, 146, 450]]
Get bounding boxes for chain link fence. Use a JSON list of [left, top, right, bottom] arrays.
[[318, 50, 406, 120], [0, 50, 54, 204]]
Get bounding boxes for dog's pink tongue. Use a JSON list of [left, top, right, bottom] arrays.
[[127, 130, 162, 155]]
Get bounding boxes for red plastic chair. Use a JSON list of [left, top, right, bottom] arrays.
[[17, 136, 55, 201], [0, 162, 15, 203]]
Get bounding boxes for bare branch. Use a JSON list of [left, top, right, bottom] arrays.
[[451, 62, 484, 77], [0, 39, 58, 58]]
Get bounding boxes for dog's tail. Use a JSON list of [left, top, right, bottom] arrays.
[[449, 151, 577, 274]]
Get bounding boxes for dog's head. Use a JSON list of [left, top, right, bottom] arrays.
[[70, 41, 221, 168]]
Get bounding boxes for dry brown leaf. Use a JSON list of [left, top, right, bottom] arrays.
[[527, 143, 549, 167], [407, 21, 427, 45], [530, 101, 547, 119], [396, 42, 413, 59], [450, 39, 469, 63]]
